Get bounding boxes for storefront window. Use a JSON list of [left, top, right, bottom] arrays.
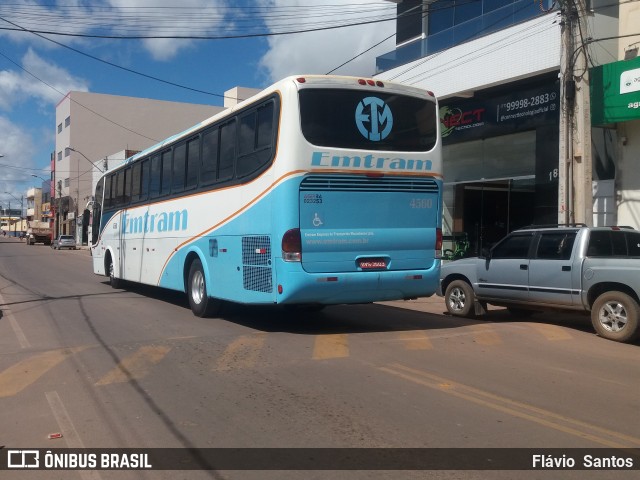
[[442, 131, 541, 255]]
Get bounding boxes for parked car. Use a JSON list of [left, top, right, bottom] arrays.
[[438, 225, 640, 342], [51, 235, 77, 250]]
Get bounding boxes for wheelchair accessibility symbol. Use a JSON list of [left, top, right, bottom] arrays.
[[313, 213, 323, 227]]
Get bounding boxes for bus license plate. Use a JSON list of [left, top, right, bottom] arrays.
[[359, 259, 387, 270]]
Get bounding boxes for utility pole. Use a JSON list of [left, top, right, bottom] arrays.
[[558, 0, 593, 225]]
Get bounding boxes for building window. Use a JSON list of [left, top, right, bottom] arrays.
[[57, 123, 62, 134], [65, 116, 70, 127], [397, 0, 423, 44], [65, 147, 71, 157], [64, 178, 70, 187], [57, 151, 62, 161]]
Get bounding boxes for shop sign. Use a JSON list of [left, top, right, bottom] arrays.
[[439, 83, 559, 144], [591, 56, 640, 125]]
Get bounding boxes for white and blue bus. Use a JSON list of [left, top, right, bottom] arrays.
[[90, 75, 442, 316]]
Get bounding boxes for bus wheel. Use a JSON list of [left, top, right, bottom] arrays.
[[108, 258, 122, 289], [188, 259, 220, 317]]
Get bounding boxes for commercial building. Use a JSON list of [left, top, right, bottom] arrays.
[[375, 0, 620, 255], [590, 2, 640, 228], [54, 92, 224, 244]]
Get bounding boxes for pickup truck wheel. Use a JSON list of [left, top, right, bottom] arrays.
[[444, 280, 476, 318], [591, 291, 639, 343]]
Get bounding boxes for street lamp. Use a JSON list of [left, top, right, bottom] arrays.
[[68, 147, 104, 173], [31, 174, 48, 182]]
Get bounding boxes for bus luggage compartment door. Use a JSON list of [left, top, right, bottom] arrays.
[[299, 175, 440, 274]]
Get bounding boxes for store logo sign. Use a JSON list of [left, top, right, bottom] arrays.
[[355, 97, 393, 141], [440, 106, 485, 137], [620, 67, 640, 94]]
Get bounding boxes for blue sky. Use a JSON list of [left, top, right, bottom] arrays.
[[0, 0, 396, 210]]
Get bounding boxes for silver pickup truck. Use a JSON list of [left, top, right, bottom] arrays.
[[438, 226, 640, 343]]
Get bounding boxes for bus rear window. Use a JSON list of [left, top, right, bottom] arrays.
[[299, 89, 437, 152]]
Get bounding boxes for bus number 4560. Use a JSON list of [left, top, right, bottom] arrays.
[[410, 198, 433, 209]]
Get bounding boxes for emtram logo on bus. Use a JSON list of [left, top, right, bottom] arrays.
[[121, 209, 188, 235], [355, 96, 393, 141]]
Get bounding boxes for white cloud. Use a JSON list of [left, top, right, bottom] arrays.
[[257, 0, 396, 83], [106, 0, 228, 61], [0, 115, 39, 202], [0, 49, 89, 109]]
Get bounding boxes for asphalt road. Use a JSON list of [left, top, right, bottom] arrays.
[[1, 237, 639, 480]]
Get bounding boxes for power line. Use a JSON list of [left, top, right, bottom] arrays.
[[0, 15, 229, 100], [0, 3, 400, 40]]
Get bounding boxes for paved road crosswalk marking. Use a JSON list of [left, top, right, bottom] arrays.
[[95, 345, 171, 386]]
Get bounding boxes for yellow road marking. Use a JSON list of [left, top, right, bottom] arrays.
[[213, 334, 267, 372], [397, 331, 433, 350], [529, 323, 573, 341], [471, 324, 502, 346], [0, 347, 86, 397], [380, 363, 640, 448], [95, 345, 170, 385], [313, 334, 349, 360]]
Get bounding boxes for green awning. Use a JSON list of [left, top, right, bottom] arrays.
[[591, 56, 640, 125]]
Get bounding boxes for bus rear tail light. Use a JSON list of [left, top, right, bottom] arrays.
[[435, 228, 442, 259], [357, 79, 385, 87], [282, 228, 302, 262]]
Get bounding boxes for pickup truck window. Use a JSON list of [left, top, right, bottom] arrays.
[[628, 232, 640, 257], [535, 232, 576, 260], [491, 235, 532, 259], [587, 230, 640, 257]]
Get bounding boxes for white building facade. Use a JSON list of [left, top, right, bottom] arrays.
[[376, 0, 620, 254]]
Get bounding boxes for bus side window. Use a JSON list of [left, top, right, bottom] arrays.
[[160, 150, 172, 196], [150, 155, 161, 198], [237, 112, 257, 178], [104, 175, 113, 209], [115, 170, 125, 207], [256, 102, 274, 149], [185, 136, 200, 190], [219, 119, 236, 182], [172, 142, 186, 193], [237, 102, 275, 179], [131, 163, 141, 203], [123, 167, 131, 205], [201, 128, 218, 185], [140, 159, 150, 201]]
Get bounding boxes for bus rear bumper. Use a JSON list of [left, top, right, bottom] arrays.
[[276, 264, 440, 305]]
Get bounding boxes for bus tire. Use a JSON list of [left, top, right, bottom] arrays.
[[188, 259, 220, 317], [108, 257, 122, 289]]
